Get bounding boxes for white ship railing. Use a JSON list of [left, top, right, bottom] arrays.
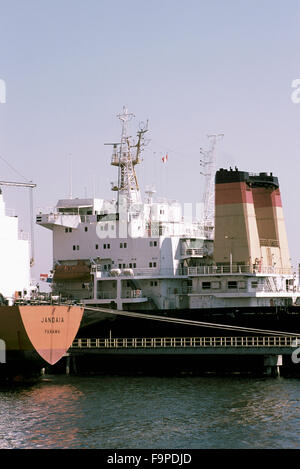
[[186, 284, 295, 294], [37, 207, 57, 214], [94, 290, 146, 300], [71, 336, 298, 349], [181, 248, 205, 257], [97, 291, 117, 300], [91, 265, 294, 279], [91, 267, 111, 278], [186, 265, 293, 276], [36, 213, 80, 225], [36, 211, 96, 222], [92, 265, 110, 272], [122, 289, 144, 299], [91, 266, 182, 277], [188, 287, 292, 294]]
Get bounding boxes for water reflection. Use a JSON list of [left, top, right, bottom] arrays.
[[0, 378, 84, 448], [0, 375, 300, 448]]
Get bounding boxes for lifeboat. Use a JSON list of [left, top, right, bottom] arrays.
[[53, 261, 91, 282]]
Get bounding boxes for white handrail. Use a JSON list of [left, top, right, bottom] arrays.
[[71, 335, 297, 349]]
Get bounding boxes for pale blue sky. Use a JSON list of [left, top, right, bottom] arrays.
[[0, 0, 300, 281]]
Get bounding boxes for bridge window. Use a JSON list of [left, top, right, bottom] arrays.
[[228, 281, 237, 289], [202, 282, 211, 290]]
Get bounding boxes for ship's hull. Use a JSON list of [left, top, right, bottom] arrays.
[[0, 304, 84, 381], [78, 304, 300, 338]]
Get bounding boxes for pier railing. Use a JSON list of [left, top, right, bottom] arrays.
[[71, 336, 298, 350]]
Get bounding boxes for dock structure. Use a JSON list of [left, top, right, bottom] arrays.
[[66, 335, 299, 377]]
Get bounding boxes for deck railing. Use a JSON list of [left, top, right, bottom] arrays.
[[186, 265, 293, 275], [122, 289, 144, 299], [91, 265, 294, 278], [181, 248, 205, 257], [97, 291, 117, 300], [71, 336, 298, 349]]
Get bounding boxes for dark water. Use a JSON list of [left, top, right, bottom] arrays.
[[0, 374, 300, 449]]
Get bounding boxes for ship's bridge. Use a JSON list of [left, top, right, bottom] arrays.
[[36, 198, 117, 230]]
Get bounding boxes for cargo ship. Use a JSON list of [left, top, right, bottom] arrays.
[[0, 185, 83, 381], [36, 108, 300, 339]]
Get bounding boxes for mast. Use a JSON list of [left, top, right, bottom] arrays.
[[109, 106, 148, 212], [200, 133, 223, 238]]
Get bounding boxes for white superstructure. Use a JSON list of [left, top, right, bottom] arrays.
[[0, 189, 30, 304], [36, 108, 298, 315]]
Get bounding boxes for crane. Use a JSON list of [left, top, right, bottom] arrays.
[[0, 180, 37, 267]]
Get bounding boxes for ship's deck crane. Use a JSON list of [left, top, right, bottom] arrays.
[[0, 180, 37, 267]]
